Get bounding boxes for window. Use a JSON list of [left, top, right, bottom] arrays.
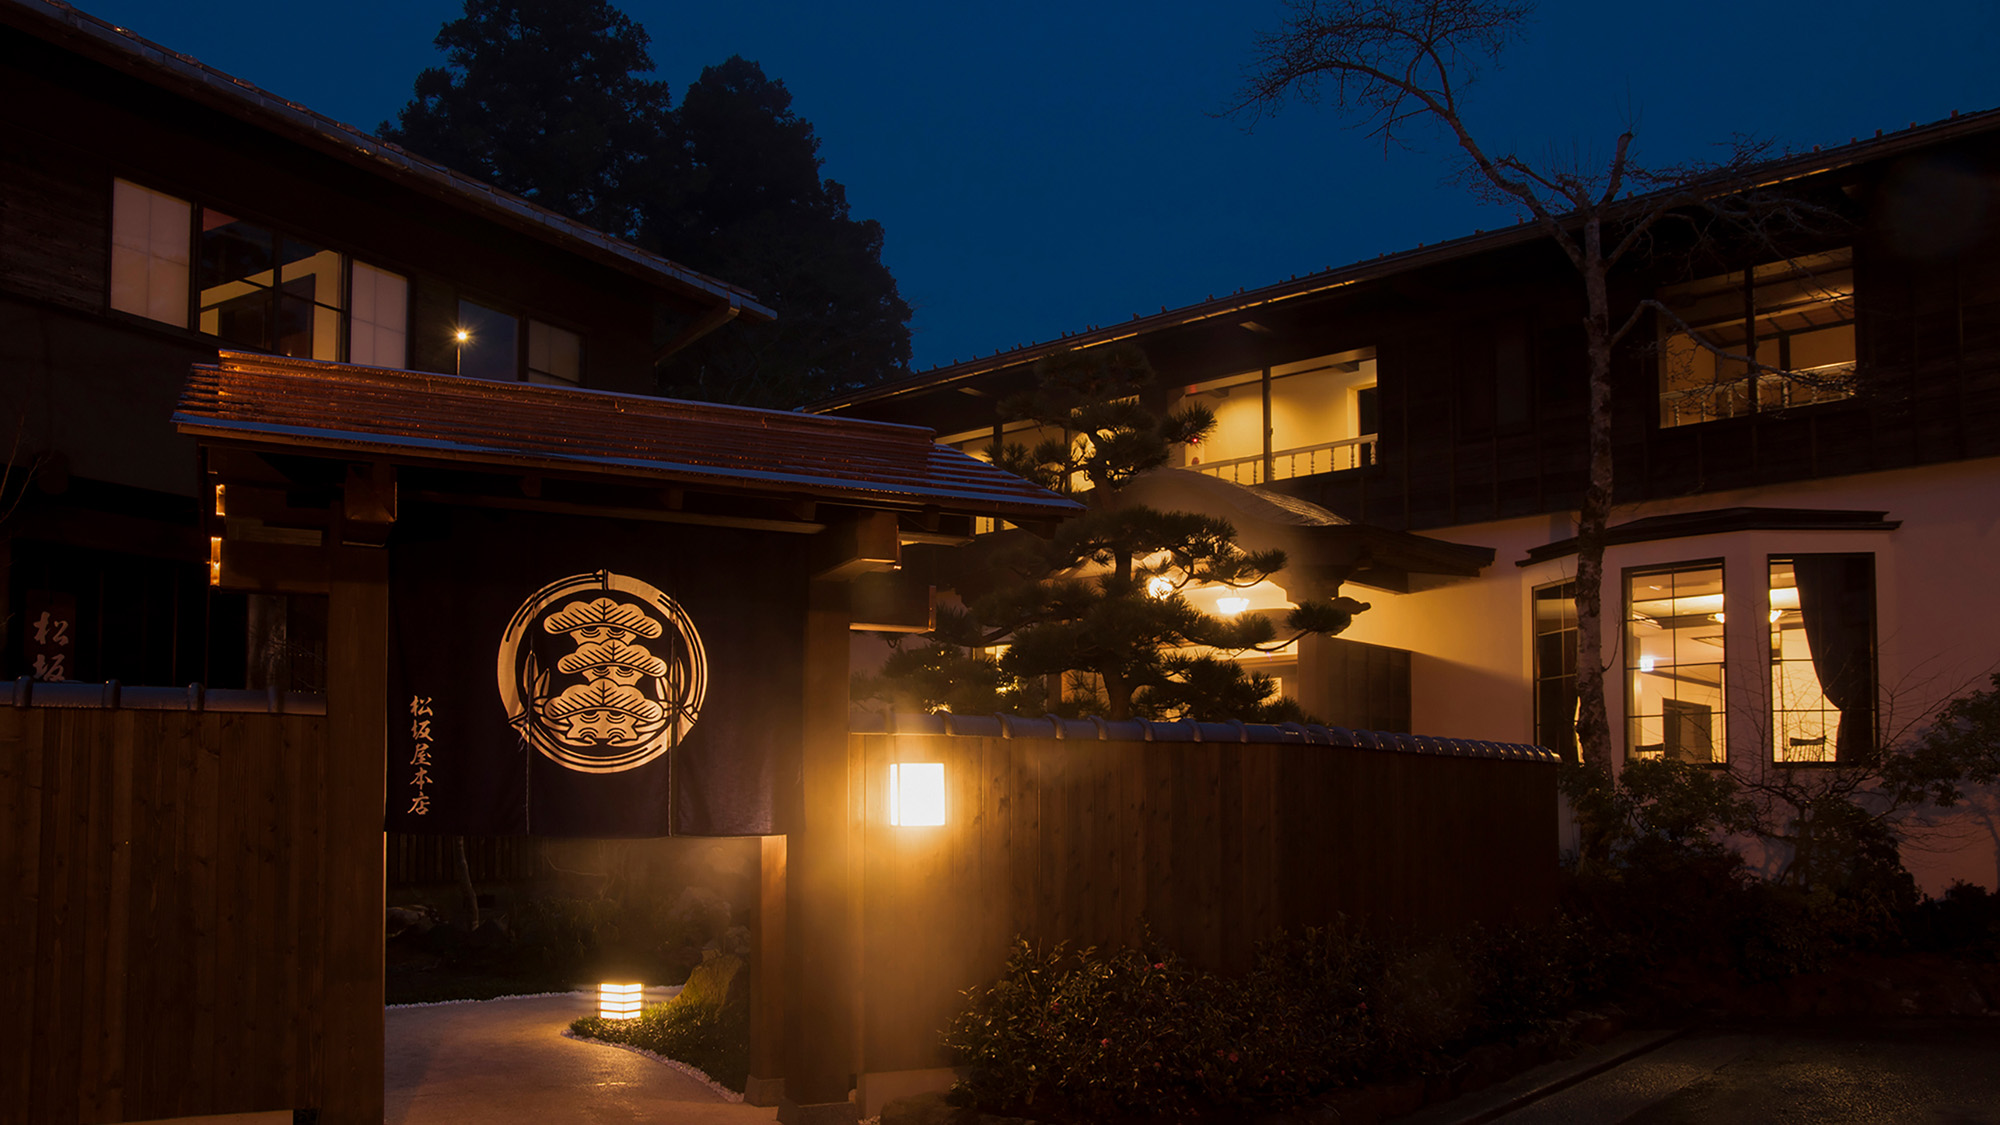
[[1181, 349, 1378, 484], [109, 179, 191, 326], [109, 178, 409, 367], [1658, 248, 1855, 427], [197, 210, 344, 360], [1626, 563, 1726, 763], [528, 319, 581, 384], [455, 299, 519, 380], [1770, 556, 1875, 763], [349, 262, 409, 368], [1533, 581, 1578, 762]]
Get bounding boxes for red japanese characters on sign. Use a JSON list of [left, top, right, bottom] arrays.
[[408, 694, 434, 816], [26, 591, 77, 683]]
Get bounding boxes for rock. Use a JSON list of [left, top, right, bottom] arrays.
[[386, 904, 434, 938], [677, 952, 747, 1013]]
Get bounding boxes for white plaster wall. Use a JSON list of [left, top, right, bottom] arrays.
[[1335, 455, 2000, 894]]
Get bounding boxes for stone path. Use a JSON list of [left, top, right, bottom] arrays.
[[385, 993, 779, 1124]]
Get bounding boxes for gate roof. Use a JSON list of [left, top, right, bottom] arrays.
[[174, 352, 1082, 521]]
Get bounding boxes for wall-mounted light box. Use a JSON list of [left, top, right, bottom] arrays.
[[889, 762, 946, 826]]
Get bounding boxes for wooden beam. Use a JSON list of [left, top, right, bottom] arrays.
[[848, 571, 935, 633], [812, 510, 900, 582]]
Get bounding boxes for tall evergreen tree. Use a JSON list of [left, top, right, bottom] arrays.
[[380, 0, 673, 237], [643, 57, 913, 408], [382, 6, 913, 408]]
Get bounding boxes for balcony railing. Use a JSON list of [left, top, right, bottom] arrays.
[[1186, 435, 1377, 486]]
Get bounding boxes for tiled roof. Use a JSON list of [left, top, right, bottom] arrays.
[[813, 105, 2000, 412], [855, 710, 1559, 761], [2, 0, 773, 321], [173, 353, 1083, 520]]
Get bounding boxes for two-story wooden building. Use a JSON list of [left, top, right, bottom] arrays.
[[816, 109, 2000, 896], [0, 0, 777, 693]]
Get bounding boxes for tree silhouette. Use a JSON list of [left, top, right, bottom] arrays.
[[383, 5, 912, 408], [644, 57, 913, 409], [1235, 0, 1842, 794], [381, 0, 673, 237]]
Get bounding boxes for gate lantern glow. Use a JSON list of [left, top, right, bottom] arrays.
[[599, 982, 643, 1020], [889, 762, 946, 826]]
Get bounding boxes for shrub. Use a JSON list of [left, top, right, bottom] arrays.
[[944, 921, 1612, 1121], [570, 997, 749, 1092]]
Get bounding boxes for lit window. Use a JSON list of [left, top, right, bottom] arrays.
[[1532, 581, 1577, 762], [110, 179, 191, 326], [1626, 563, 1726, 763], [528, 319, 581, 385], [1770, 556, 1875, 764], [197, 210, 344, 360], [349, 262, 408, 368], [1658, 248, 1855, 427]]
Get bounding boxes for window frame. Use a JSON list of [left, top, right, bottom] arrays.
[[1623, 559, 1730, 766], [1531, 579, 1578, 763], [1655, 247, 1857, 429], [1767, 553, 1877, 767]]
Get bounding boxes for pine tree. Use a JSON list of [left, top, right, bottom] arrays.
[[861, 345, 1367, 722]]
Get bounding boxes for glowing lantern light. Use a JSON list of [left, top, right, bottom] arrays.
[[208, 536, 223, 586], [889, 762, 946, 826], [599, 982, 643, 1020], [1216, 597, 1249, 616]]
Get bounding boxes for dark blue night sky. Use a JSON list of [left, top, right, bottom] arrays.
[[80, 0, 2000, 372]]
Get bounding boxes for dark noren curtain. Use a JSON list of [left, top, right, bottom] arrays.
[[1792, 555, 1876, 763]]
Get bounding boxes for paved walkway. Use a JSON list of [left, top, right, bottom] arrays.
[[385, 993, 780, 1124], [1407, 1019, 2000, 1125]]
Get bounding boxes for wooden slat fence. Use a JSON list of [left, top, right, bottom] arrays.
[[0, 703, 355, 1125], [854, 726, 1558, 1075]]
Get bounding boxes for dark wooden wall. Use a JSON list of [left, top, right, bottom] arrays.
[[0, 705, 372, 1125], [854, 732, 1557, 1074]]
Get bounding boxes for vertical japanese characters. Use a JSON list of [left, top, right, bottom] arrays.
[[408, 694, 434, 816]]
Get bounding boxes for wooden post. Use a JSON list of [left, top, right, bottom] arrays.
[[779, 579, 859, 1125], [744, 833, 787, 1106], [320, 545, 387, 1125]]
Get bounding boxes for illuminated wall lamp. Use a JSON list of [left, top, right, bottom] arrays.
[[598, 982, 643, 1020], [889, 762, 946, 827]]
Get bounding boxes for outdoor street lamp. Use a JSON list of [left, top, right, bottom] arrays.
[[453, 326, 470, 375]]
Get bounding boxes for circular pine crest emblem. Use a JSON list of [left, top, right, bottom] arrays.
[[497, 572, 707, 773]]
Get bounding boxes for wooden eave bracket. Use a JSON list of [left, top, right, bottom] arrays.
[[812, 509, 901, 581], [848, 570, 937, 633], [204, 448, 396, 593]]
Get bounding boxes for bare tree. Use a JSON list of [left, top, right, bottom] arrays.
[[1234, 0, 1842, 807]]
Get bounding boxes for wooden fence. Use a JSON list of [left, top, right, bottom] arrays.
[[853, 721, 1558, 1075], [0, 697, 364, 1125]]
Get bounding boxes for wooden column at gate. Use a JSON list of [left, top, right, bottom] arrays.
[[322, 545, 388, 1125], [778, 578, 860, 1123]]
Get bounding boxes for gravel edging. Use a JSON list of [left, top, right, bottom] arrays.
[[560, 1028, 745, 1102]]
